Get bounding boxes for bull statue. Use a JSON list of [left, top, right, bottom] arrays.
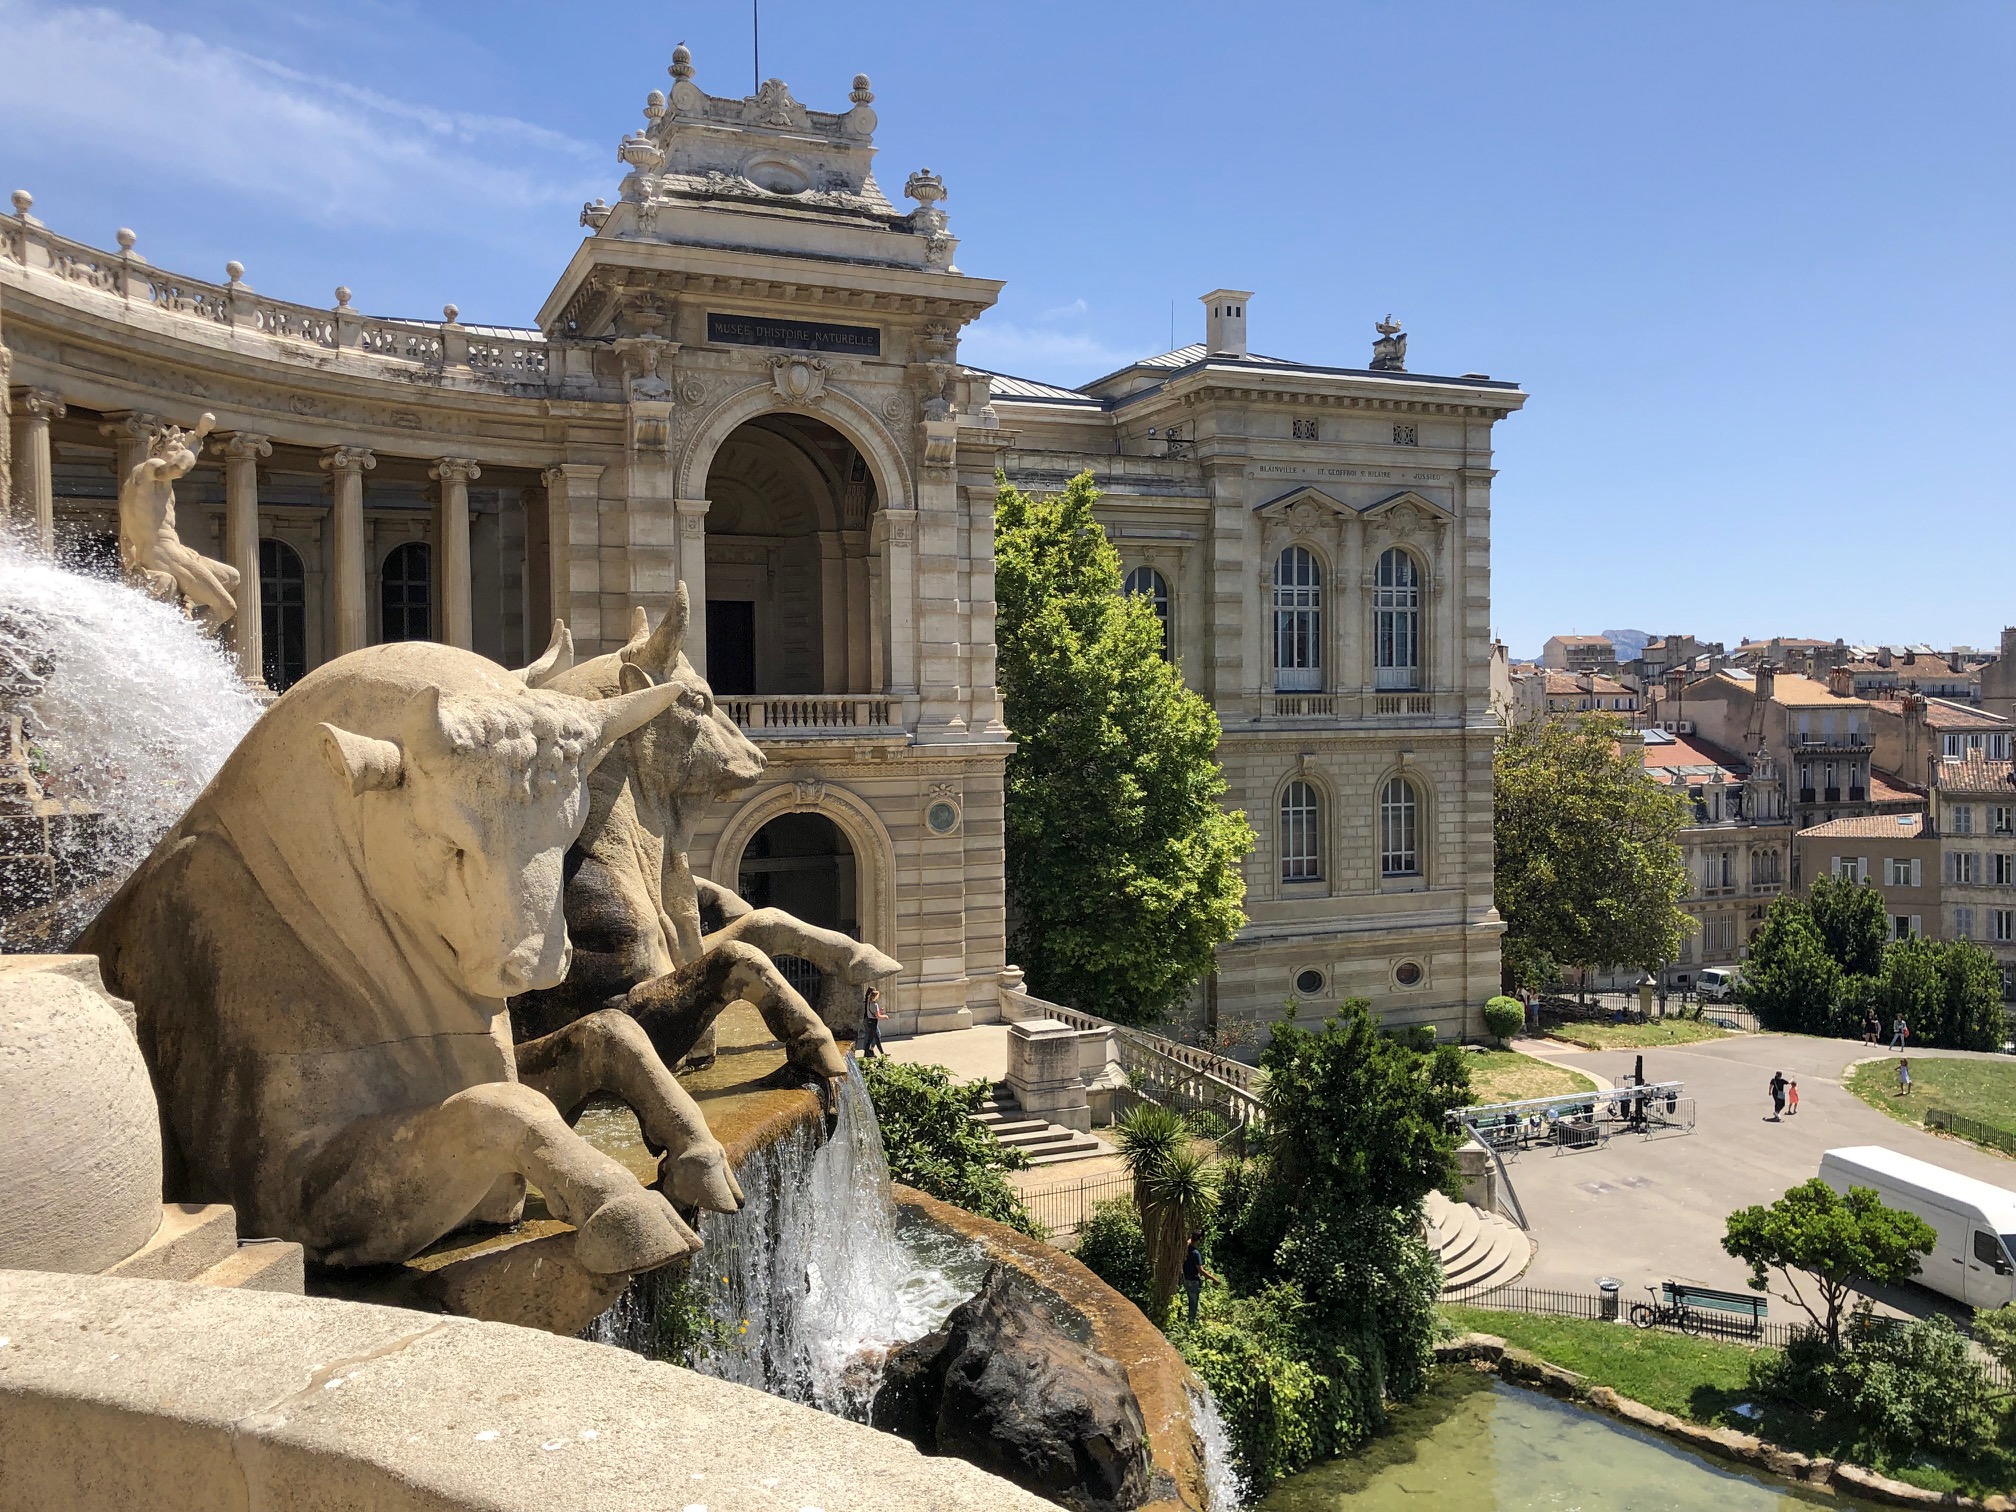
[[79, 640, 743, 1277], [509, 586, 900, 1074]]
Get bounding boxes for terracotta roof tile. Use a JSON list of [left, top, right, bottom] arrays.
[[1799, 813, 1926, 838]]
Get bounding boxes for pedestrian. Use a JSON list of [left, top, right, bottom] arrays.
[[857, 985, 887, 1059], [1182, 1232, 1216, 1325], [1786, 1080, 1800, 1116], [1898, 1058, 1912, 1097], [1768, 1069, 1787, 1121], [1865, 1012, 1881, 1046], [1892, 1016, 1910, 1051]]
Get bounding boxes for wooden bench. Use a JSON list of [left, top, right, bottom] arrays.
[[1665, 1281, 1767, 1335]]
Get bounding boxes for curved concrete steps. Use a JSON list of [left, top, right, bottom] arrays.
[[1426, 1189, 1532, 1298]]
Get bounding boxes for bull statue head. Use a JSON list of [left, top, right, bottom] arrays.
[[317, 675, 683, 998], [614, 585, 767, 803]]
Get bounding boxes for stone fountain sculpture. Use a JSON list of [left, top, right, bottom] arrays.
[[77, 639, 745, 1278], [509, 587, 900, 1073], [117, 412, 240, 627]]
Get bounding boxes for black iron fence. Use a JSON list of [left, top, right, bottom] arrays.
[[1021, 1172, 1133, 1239], [1926, 1107, 2016, 1159]]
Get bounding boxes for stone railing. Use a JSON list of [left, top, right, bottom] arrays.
[[1262, 693, 1338, 719], [723, 695, 899, 733], [0, 205, 555, 392], [997, 972, 1264, 1129], [1256, 691, 1449, 721]]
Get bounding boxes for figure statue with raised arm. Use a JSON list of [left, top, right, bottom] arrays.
[[118, 412, 240, 628]]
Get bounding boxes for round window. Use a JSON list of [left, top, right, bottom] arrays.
[[1294, 968, 1325, 996], [1394, 961, 1423, 987], [926, 800, 959, 835]]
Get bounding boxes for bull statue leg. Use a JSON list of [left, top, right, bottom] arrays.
[[623, 940, 849, 1084], [515, 1009, 744, 1214], [302, 1082, 701, 1275]]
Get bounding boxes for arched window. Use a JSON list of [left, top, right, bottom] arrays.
[[259, 538, 307, 691], [380, 541, 432, 643], [1374, 548, 1421, 691], [1380, 776, 1419, 877], [1280, 779, 1322, 883], [1123, 566, 1173, 658], [1272, 547, 1321, 691]]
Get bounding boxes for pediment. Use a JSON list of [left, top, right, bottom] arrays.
[[1253, 485, 1351, 520], [1359, 489, 1455, 525]]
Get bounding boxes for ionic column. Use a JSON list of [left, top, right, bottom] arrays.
[[214, 432, 271, 683], [319, 446, 375, 655], [674, 497, 711, 675], [9, 388, 64, 553], [429, 458, 480, 649]]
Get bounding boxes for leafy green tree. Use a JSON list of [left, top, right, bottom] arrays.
[[1806, 873, 1890, 978], [1878, 936, 2007, 1051], [994, 471, 1253, 1024], [858, 1059, 1041, 1237], [1493, 715, 1694, 991], [1073, 1198, 1152, 1310], [1483, 995, 1525, 1043], [1722, 1179, 1936, 1349], [1744, 896, 1845, 1034]]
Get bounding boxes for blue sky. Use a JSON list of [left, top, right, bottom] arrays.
[[3, 1, 2010, 658]]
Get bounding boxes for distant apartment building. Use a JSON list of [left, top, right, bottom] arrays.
[[1510, 669, 1638, 725], [1642, 730, 1790, 992], [1631, 634, 1724, 688], [1796, 813, 1940, 943], [1867, 693, 2012, 783], [1980, 628, 2016, 725], [1930, 752, 2016, 999], [1540, 634, 1617, 673]]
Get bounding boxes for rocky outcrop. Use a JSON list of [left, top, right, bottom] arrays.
[[874, 1263, 1152, 1512]]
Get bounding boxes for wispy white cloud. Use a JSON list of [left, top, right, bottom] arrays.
[[959, 317, 1136, 385], [1038, 297, 1088, 322], [0, 3, 605, 230]]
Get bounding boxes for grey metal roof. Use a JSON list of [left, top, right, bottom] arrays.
[[975, 369, 1106, 407]]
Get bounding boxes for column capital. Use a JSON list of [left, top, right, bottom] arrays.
[[430, 457, 481, 484], [543, 461, 604, 490], [319, 445, 377, 476], [13, 387, 65, 422], [97, 409, 160, 443], [211, 432, 272, 461], [672, 496, 711, 514]]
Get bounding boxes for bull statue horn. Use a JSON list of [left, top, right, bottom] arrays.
[[516, 620, 574, 687], [620, 584, 691, 678], [319, 723, 404, 794], [582, 678, 684, 773]]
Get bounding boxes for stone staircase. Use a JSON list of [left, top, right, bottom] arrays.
[[1425, 1189, 1531, 1298], [105, 1201, 305, 1294], [973, 1083, 1109, 1167]]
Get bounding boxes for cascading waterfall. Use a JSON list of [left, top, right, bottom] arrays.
[[0, 535, 263, 944], [1190, 1388, 1250, 1511], [589, 1060, 981, 1420]]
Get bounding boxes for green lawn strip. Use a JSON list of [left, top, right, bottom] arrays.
[[1543, 1018, 1733, 1051], [1464, 1050, 1597, 1105], [1442, 1307, 2016, 1498], [1846, 1056, 2016, 1155]]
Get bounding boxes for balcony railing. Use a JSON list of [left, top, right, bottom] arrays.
[[723, 696, 898, 734], [1793, 735, 1872, 750], [1799, 788, 1818, 804], [1373, 694, 1435, 716], [1263, 694, 1338, 719], [1849, 786, 1867, 802], [1824, 787, 1842, 803]]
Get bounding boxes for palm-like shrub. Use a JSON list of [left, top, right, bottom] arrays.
[[1115, 1101, 1218, 1323]]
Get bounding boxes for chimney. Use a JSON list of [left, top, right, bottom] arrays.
[[1753, 661, 1776, 708], [1902, 691, 1926, 777], [1200, 289, 1253, 358], [2002, 627, 2016, 660], [1828, 665, 1853, 698]]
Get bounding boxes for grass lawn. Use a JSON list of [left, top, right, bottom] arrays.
[[1543, 1017, 1733, 1051], [1464, 1049, 1597, 1105], [1847, 1055, 2016, 1155], [1443, 1307, 2016, 1498]]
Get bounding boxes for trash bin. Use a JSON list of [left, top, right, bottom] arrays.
[[1598, 1278, 1620, 1321]]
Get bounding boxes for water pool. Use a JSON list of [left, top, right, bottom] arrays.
[[1260, 1372, 1879, 1511]]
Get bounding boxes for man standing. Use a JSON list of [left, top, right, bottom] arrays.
[[1182, 1232, 1216, 1325], [857, 984, 887, 1059], [1892, 1016, 1910, 1051], [1768, 1070, 1788, 1121]]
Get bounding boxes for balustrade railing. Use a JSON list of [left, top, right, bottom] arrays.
[[724, 695, 899, 733], [1, 214, 553, 391]]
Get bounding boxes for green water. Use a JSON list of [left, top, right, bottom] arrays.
[[1261, 1373, 1876, 1511]]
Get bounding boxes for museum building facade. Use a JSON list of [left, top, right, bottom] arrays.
[[0, 46, 1523, 1038]]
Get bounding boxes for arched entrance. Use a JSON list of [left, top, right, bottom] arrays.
[[737, 811, 858, 1002], [703, 414, 878, 696]]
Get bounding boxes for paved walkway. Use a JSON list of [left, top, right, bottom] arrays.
[[1500, 1033, 2014, 1318]]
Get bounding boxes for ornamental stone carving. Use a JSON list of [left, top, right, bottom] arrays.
[[768, 353, 830, 405], [117, 413, 242, 628], [794, 776, 826, 807], [1371, 314, 1408, 372]]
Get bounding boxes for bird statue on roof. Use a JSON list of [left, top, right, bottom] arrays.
[[1371, 314, 1408, 372]]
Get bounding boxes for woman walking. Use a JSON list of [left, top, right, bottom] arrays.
[[858, 985, 887, 1059]]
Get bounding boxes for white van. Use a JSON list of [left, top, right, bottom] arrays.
[[1818, 1146, 2016, 1308], [1697, 968, 1741, 1003]]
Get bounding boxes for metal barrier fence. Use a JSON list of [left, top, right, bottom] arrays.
[[1021, 1173, 1133, 1238], [1441, 1283, 2016, 1388], [1926, 1107, 2016, 1159]]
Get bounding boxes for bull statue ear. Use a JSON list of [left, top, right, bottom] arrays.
[[617, 659, 655, 695], [319, 723, 404, 794], [625, 605, 652, 648], [516, 620, 574, 687], [625, 583, 691, 677]]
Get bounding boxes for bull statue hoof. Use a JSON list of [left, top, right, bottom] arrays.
[[660, 1144, 745, 1215], [573, 1189, 702, 1276]]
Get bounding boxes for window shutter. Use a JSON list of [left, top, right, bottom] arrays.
[[1911, 858, 1921, 888]]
